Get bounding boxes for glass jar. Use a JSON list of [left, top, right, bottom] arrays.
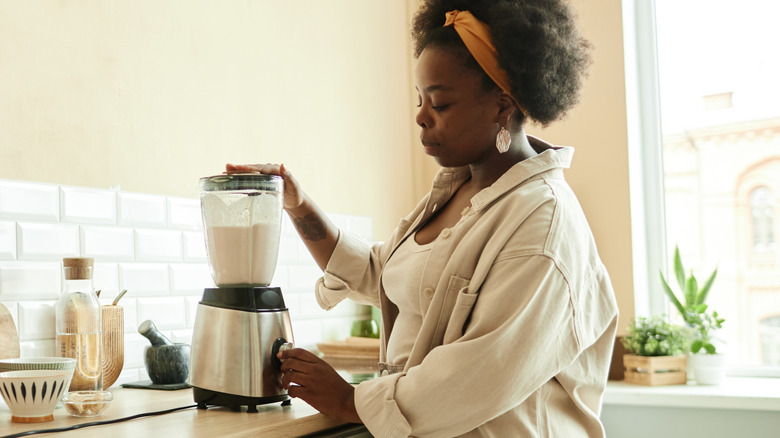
[[55, 257, 103, 391]]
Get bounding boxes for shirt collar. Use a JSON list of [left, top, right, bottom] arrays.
[[428, 136, 574, 213]]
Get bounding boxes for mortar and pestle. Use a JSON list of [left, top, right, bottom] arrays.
[[138, 320, 190, 385]]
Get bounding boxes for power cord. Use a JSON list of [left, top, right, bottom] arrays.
[[0, 403, 198, 438]]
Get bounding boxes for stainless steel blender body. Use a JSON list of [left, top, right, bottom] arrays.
[[190, 288, 294, 408]]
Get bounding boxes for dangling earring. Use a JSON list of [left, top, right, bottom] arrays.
[[496, 127, 511, 153]]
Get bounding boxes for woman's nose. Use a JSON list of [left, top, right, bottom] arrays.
[[416, 107, 429, 128]]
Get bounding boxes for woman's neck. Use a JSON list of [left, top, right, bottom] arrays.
[[468, 127, 537, 189]]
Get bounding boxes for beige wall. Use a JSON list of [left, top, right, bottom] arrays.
[[529, 0, 635, 331], [0, 0, 417, 240], [1, 0, 634, 330]]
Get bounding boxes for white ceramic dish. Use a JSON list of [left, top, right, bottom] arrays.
[[0, 369, 73, 423]]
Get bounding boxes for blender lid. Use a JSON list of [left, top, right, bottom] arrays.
[[200, 173, 283, 192]]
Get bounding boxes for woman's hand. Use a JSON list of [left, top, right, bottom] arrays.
[[278, 348, 361, 424], [225, 163, 303, 211]]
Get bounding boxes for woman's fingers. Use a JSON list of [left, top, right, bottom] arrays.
[[224, 163, 285, 175]]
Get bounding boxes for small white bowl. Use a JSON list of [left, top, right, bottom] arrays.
[[0, 369, 73, 423], [62, 390, 114, 417]]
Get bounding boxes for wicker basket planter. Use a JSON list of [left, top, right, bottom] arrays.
[[623, 354, 687, 386]]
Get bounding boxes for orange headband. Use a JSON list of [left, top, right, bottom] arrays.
[[444, 10, 524, 114]]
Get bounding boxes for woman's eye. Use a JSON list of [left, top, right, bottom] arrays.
[[432, 104, 450, 111]]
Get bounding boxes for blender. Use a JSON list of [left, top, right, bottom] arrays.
[[189, 173, 294, 412]]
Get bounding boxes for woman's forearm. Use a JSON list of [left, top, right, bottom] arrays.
[[286, 193, 339, 272]]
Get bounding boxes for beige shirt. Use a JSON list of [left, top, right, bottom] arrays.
[[315, 137, 619, 437], [382, 233, 434, 365]]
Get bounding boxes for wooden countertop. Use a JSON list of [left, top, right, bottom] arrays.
[[0, 386, 353, 437]]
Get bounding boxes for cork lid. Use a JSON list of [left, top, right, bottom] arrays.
[[63, 257, 94, 280]]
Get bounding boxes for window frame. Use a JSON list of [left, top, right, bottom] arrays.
[[622, 0, 780, 377]]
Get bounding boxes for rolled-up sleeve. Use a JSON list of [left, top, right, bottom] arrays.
[[315, 231, 386, 309]]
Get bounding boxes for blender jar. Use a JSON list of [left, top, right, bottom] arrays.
[[199, 174, 284, 287]]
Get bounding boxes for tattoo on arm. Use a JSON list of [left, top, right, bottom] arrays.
[[293, 214, 327, 242]]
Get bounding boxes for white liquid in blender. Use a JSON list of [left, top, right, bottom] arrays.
[[207, 223, 280, 286]]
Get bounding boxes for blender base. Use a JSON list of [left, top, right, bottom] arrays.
[[193, 386, 290, 412]]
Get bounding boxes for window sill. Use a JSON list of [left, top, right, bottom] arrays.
[[604, 377, 780, 411]]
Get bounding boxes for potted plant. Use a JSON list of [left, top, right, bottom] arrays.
[[659, 245, 726, 384], [621, 315, 689, 385]]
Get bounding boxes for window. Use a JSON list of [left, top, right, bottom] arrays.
[[751, 187, 775, 250], [625, 0, 780, 374]]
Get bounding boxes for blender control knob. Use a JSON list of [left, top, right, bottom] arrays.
[[271, 337, 295, 370]]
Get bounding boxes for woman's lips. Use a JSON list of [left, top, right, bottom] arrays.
[[421, 139, 439, 154]]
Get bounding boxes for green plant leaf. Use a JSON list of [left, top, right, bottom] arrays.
[[685, 274, 698, 308], [674, 245, 686, 291], [696, 266, 718, 306], [696, 303, 708, 313], [660, 272, 687, 317], [691, 339, 703, 353], [704, 342, 716, 354]]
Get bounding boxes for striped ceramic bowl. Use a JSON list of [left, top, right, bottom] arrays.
[[0, 357, 77, 373], [0, 357, 76, 399], [0, 369, 73, 423]]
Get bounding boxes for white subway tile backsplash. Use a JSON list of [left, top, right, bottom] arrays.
[[118, 192, 167, 228], [60, 186, 117, 225], [278, 236, 299, 264], [185, 296, 201, 329], [167, 197, 202, 230], [291, 319, 323, 349], [282, 291, 300, 317], [170, 329, 193, 344], [94, 262, 120, 298], [169, 263, 212, 295], [137, 297, 186, 330], [116, 298, 138, 333], [0, 180, 59, 221], [80, 226, 134, 261], [0, 261, 61, 300], [134, 229, 182, 262], [0, 221, 16, 260], [272, 265, 290, 291], [119, 263, 170, 296], [17, 222, 79, 260], [348, 216, 374, 241], [19, 339, 55, 357], [113, 368, 140, 388], [287, 265, 323, 292], [2, 178, 368, 378], [18, 301, 55, 341], [124, 333, 149, 369], [182, 231, 208, 262], [328, 213, 350, 232]]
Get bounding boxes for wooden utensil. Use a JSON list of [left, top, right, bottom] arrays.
[[0, 303, 21, 359]]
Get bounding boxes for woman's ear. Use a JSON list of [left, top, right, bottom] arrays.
[[496, 92, 516, 125]]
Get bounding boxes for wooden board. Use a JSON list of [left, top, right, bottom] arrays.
[[0, 303, 21, 360], [317, 336, 380, 359]]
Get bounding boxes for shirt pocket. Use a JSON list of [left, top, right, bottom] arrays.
[[442, 276, 476, 344]]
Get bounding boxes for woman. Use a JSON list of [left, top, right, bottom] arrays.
[[228, 1, 618, 436]]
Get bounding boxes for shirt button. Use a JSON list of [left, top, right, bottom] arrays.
[[461, 206, 471, 216], [440, 228, 451, 238], [423, 287, 435, 298]]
